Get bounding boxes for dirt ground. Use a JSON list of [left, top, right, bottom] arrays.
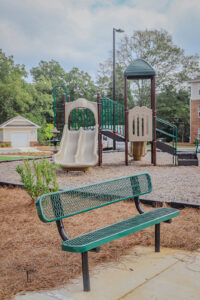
[[0, 186, 200, 300]]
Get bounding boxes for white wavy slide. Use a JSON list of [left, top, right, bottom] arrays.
[[53, 125, 98, 168]]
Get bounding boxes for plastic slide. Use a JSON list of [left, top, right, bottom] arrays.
[[53, 125, 98, 168]]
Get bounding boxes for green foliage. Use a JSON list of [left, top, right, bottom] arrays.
[[30, 60, 66, 86], [0, 49, 53, 143], [97, 29, 200, 107], [0, 49, 33, 122], [117, 29, 200, 90], [66, 67, 97, 102], [1, 29, 199, 145], [30, 61, 98, 134], [157, 85, 190, 141], [96, 61, 133, 107], [44, 124, 54, 141], [16, 159, 60, 202]]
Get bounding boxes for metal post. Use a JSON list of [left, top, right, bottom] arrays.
[[113, 28, 124, 150], [113, 102, 116, 150], [113, 29, 116, 150], [113, 28, 116, 103], [155, 223, 160, 252], [67, 95, 70, 128], [97, 93, 102, 166], [151, 76, 156, 166], [81, 252, 90, 292], [53, 85, 68, 127], [53, 87, 56, 127], [124, 76, 128, 166]]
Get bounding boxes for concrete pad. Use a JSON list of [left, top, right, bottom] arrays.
[[14, 246, 200, 300]]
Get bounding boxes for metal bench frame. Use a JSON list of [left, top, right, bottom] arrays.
[[36, 173, 179, 292]]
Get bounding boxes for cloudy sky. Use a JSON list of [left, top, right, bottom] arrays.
[[0, 0, 200, 80]]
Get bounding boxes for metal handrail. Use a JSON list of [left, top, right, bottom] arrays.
[[67, 97, 125, 136], [101, 98, 125, 135], [101, 97, 124, 108], [156, 118, 177, 165], [156, 117, 177, 128], [156, 128, 175, 138], [195, 138, 199, 154]]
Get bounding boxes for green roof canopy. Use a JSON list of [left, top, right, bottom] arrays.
[[124, 59, 156, 79]]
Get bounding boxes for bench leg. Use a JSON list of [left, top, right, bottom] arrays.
[[81, 252, 90, 292], [155, 223, 160, 252]]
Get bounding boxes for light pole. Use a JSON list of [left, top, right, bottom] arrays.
[[113, 27, 124, 149]]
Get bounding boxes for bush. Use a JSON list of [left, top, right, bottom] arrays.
[[16, 159, 60, 202]]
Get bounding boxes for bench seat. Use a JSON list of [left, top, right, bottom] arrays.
[[36, 173, 179, 292], [62, 207, 178, 253]]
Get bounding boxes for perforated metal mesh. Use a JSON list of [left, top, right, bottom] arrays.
[[62, 207, 179, 252], [36, 173, 152, 222]]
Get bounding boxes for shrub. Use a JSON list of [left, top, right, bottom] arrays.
[[16, 159, 60, 202]]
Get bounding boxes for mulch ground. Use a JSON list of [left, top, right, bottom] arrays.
[[0, 187, 200, 300], [0, 152, 51, 157]]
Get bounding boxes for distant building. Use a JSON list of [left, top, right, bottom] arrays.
[[0, 116, 40, 147], [188, 77, 200, 143]]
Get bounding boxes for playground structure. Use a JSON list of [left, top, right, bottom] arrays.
[[123, 59, 157, 165], [53, 59, 198, 168], [53, 59, 161, 168], [54, 94, 154, 169], [53, 98, 98, 169], [128, 106, 152, 160]]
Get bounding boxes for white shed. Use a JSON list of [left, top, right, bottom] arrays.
[[0, 116, 40, 147]]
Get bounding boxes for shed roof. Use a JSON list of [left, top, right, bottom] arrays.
[[124, 59, 156, 79], [0, 116, 40, 128]]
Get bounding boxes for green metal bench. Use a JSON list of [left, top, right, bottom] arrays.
[[36, 173, 179, 292]]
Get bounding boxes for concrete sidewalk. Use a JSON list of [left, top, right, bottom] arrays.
[[14, 246, 200, 300]]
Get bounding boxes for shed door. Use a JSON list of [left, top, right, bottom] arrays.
[[11, 132, 29, 147]]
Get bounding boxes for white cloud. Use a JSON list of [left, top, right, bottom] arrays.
[[0, 0, 199, 79]]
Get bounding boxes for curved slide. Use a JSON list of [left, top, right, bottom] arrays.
[[53, 125, 98, 168]]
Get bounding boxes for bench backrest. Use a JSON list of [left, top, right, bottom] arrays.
[[36, 173, 152, 223]]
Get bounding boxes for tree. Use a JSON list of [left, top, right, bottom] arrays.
[[30, 61, 66, 135], [97, 29, 200, 107], [117, 29, 200, 90], [31, 61, 98, 135], [31, 60, 98, 103], [66, 67, 97, 102], [26, 78, 54, 142], [96, 60, 110, 98], [30, 60, 66, 86], [0, 49, 34, 122], [44, 123, 54, 144], [96, 62, 133, 107], [0, 51, 55, 142], [157, 86, 190, 142], [31, 76, 53, 124]]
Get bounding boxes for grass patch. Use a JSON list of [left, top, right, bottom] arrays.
[[0, 152, 51, 161], [0, 156, 39, 161]]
